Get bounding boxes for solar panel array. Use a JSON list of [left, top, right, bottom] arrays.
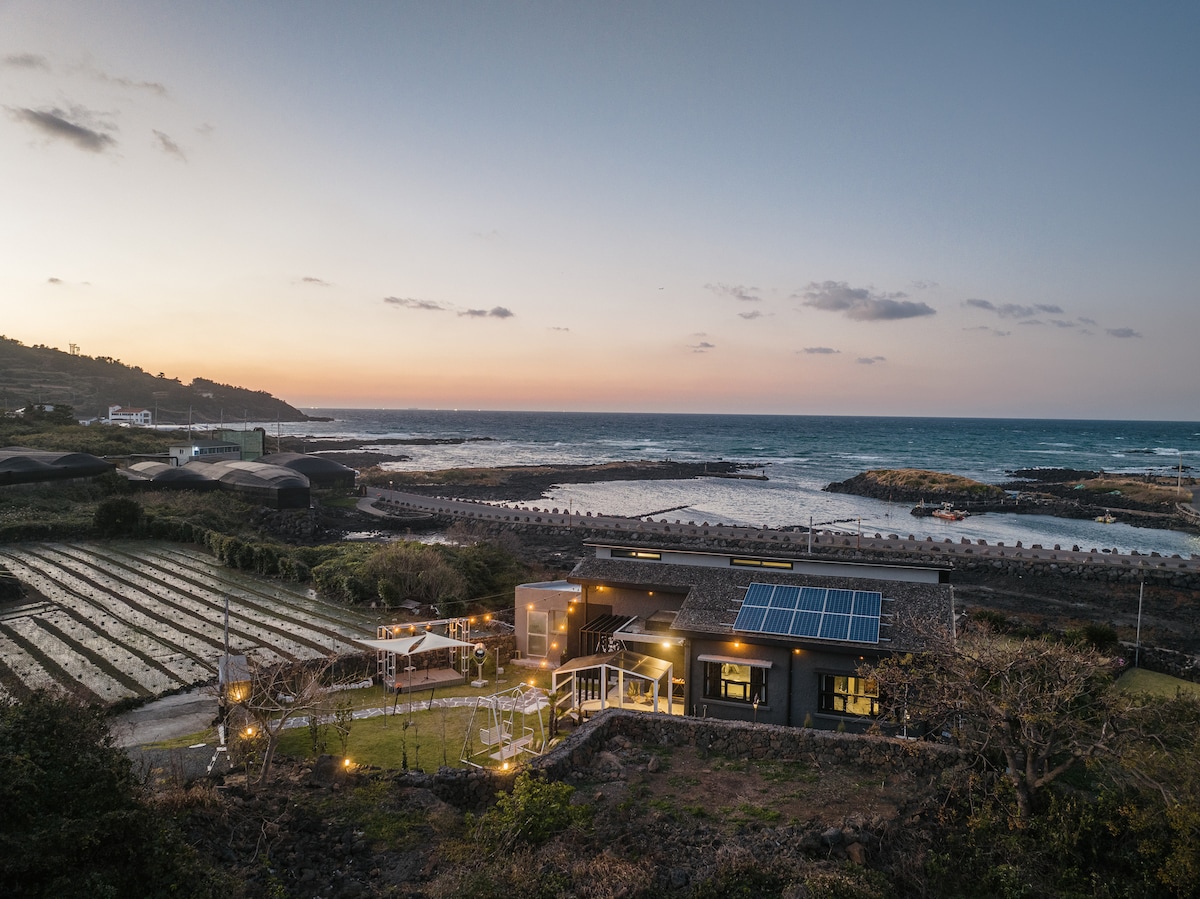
[[732, 583, 883, 644]]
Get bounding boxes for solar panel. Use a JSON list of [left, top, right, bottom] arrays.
[[743, 583, 773, 607], [852, 591, 882, 617], [769, 585, 800, 609], [798, 587, 826, 611], [733, 583, 883, 644], [826, 589, 854, 615], [819, 613, 851, 640], [848, 615, 881, 643], [733, 604, 768, 632], [762, 606, 795, 633], [789, 610, 822, 637]]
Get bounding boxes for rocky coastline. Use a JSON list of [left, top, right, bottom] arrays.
[[825, 467, 1198, 533], [356, 459, 763, 502]]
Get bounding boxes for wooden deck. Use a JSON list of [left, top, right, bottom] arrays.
[[388, 666, 465, 693]]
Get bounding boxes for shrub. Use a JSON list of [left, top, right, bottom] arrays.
[[475, 772, 589, 849], [92, 496, 143, 537]]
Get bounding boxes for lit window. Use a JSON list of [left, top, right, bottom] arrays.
[[703, 661, 767, 704], [818, 674, 879, 717], [611, 549, 662, 561], [730, 558, 793, 570]]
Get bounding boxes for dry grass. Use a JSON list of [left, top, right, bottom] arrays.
[[862, 468, 1001, 495], [1073, 477, 1189, 506]]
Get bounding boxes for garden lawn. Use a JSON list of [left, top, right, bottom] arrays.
[[1116, 667, 1200, 698], [274, 674, 557, 771]]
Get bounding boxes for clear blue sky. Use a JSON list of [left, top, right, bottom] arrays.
[[3, 1, 1197, 419]]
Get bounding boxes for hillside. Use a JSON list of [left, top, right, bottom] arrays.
[[0, 336, 309, 423]]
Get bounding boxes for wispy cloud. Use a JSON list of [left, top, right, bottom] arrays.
[[384, 296, 447, 311], [384, 296, 515, 319], [10, 106, 116, 152], [964, 325, 1011, 337], [688, 341, 716, 352], [47, 277, 62, 284], [856, 356, 886, 365], [299, 276, 330, 287], [965, 298, 1064, 318], [86, 65, 167, 96], [802, 346, 840, 355], [549, 326, 570, 332], [799, 281, 935, 321], [909, 280, 939, 290], [459, 306, 514, 319], [705, 282, 762, 303], [738, 309, 764, 320], [3, 53, 49, 70], [152, 129, 186, 160], [1106, 327, 1141, 339]]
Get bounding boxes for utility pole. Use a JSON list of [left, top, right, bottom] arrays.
[[1135, 564, 1145, 668]]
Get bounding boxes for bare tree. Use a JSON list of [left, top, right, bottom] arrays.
[[234, 654, 343, 785], [867, 622, 1129, 822]]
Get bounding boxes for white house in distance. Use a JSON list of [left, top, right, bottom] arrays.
[[107, 405, 152, 426]]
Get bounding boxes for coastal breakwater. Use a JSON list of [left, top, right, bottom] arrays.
[[366, 489, 1200, 591]]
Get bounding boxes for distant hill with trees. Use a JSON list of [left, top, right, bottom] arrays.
[[0, 335, 309, 423]]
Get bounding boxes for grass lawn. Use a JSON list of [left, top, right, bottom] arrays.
[[1116, 667, 1200, 698], [134, 669, 561, 769], [274, 669, 558, 771]]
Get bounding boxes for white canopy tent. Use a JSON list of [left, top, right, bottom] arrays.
[[356, 632, 478, 693]]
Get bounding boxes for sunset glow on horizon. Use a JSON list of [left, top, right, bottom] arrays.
[[3, 2, 1198, 420]]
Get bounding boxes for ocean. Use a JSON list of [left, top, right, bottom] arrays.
[[258, 411, 1200, 558]]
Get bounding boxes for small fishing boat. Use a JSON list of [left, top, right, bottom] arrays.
[[932, 502, 968, 521], [1095, 511, 1117, 523]]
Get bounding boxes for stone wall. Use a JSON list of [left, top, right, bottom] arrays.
[[527, 708, 962, 782], [407, 708, 963, 809]]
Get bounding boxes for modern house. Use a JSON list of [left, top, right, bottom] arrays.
[[107, 405, 153, 426], [516, 541, 955, 731]]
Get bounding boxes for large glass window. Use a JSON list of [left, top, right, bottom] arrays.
[[818, 674, 879, 717], [703, 662, 767, 705]]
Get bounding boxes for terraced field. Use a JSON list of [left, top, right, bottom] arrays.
[[0, 541, 377, 704]]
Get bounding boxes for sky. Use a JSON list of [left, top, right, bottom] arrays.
[[2, 1, 1198, 420]]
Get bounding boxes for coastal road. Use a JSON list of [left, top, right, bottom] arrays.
[[360, 488, 1200, 574]]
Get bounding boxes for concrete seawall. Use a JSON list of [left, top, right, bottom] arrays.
[[363, 489, 1200, 591]]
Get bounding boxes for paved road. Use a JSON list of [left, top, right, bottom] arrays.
[[111, 688, 218, 748], [361, 488, 1199, 572]]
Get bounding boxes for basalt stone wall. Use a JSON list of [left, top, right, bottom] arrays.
[[397, 764, 515, 810], [526, 708, 963, 783], [402, 708, 963, 809]]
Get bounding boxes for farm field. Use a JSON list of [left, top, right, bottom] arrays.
[[0, 540, 377, 704]]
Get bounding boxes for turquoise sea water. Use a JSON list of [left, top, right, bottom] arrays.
[[262, 411, 1200, 558]]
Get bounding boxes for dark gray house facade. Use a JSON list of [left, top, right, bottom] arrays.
[[543, 541, 955, 731]]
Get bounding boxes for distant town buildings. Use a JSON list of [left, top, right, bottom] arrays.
[[107, 405, 152, 426]]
